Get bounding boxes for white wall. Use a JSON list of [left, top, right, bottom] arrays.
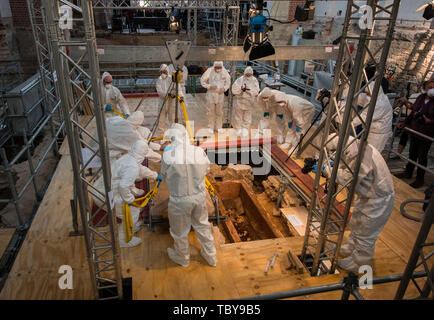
[[0, 0, 12, 18], [314, 0, 429, 21]]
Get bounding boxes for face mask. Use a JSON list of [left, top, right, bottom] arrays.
[[215, 68, 222, 73], [104, 84, 112, 90], [278, 102, 286, 108], [262, 97, 269, 102], [427, 88, 434, 98], [161, 73, 168, 79]]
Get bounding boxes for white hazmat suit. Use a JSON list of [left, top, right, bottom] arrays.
[[275, 92, 315, 154], [156, 64, 174, 136], [161, 124, 216, 267], [352, 83, 393, 153], [93, 140, 159, 248], [326, 135, 395, 272], [257, 87, 281, 138], [101, 72, 131, 118], [232, 67, 260, 134], [104, 111, 161, 162], [200, 61, 231, 132]]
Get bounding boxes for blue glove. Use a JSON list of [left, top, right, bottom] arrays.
[[105, 105, 112, 111], [296, 126, 301, 133], [163, 146, 174, 151], [288, 121, 293, 129], [156, 174, 163, 182], [128, 203, 133, 207], [312, 164, 318, 173], [277, 114, 284, 120], [264, 112, 270, 117], [125, 114, 130, 118], [330, 161, 334, 167]]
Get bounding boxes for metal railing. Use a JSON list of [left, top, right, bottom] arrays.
[[239, 270, 428, 300], [0, 100, 64, 227], [386, 102, 434, 176]]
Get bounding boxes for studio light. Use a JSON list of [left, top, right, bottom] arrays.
[[243, 1, 275, 61]]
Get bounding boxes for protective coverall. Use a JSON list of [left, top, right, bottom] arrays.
[[156, 64, 174, 136], [352, 83, 393, 153], [104, 111, 161, 162], [101, 72, 131, 118], [161, 124, 217, 267], [200, 61, 231, 132], [93, 140, 159, 248], [276, 92, 315, 154], [231, 67, 260, 135], [326, 135, 395, 272], [257, 87, 282, 141]]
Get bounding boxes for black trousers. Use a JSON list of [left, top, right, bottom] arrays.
[[406, 135, 432, 179]]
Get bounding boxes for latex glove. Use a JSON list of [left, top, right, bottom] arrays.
[[163, 145, 174, 151], [128, 203, 133, 207], [277, 114, 284, 120], [156, 174, 163, 182], [288, 121, 293, 129], [312, 164, 319, 173], [295, 126, 302, 133], [105, 105, 112, 111], [263, 112, 270, 117], [125, 114, 130, 118]]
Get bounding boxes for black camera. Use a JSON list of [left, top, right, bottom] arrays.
[[301, 157, 318, 174]]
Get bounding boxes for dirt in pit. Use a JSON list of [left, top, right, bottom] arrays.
[[222, 198, 259, 242]]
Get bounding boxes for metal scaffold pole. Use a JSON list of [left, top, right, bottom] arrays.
[[299, 0, 401, 276], [223, 5, 239, 128], [26, 0, 63, 157], [43, 0, 123, 299], [395, 197, 433, 300]]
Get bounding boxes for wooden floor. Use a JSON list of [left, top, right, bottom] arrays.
[[0, 95, 432, 300], [0, 150, 430, 299]]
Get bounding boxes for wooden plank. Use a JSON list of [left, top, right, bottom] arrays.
[[270, 145, 346, 217]]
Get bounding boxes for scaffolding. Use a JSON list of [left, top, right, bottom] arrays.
[[298, 0, 402, 275], [43, 0, 123, 299]]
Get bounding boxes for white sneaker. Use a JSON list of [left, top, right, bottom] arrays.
[[241, 128, 249, 137], [167, 248, 189, 267], [200, 248, 217, 267], [120, 236, 142, 248], [339, 243, 354, 257], [337, 256, 360, 273]]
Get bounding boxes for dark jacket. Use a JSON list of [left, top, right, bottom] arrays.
[[409, 94, 434, 140]]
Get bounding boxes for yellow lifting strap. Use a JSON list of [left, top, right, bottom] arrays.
[[177, 96, 215, 197], [150, 136, 164, 142], [122, 203, 134, 243], [132, 180, 162, 208], [171, 71, 183, 84], [106, 107, 127, 119]]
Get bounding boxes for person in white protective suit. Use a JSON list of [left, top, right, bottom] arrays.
[[103, 111, 161, 162], [351, 83, 393, 153], [257, 87, 283, 140], [275, 92, 315, 154], [323, 134, 395, 272], [101, 72, 131, 118], [168, 64, 189, 126], [156, 64, 173, 136], [200, 61, 231, 133], [231, 66, 260, 136], [161, 123, 217, 267], [93, 140, 161, 248]]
